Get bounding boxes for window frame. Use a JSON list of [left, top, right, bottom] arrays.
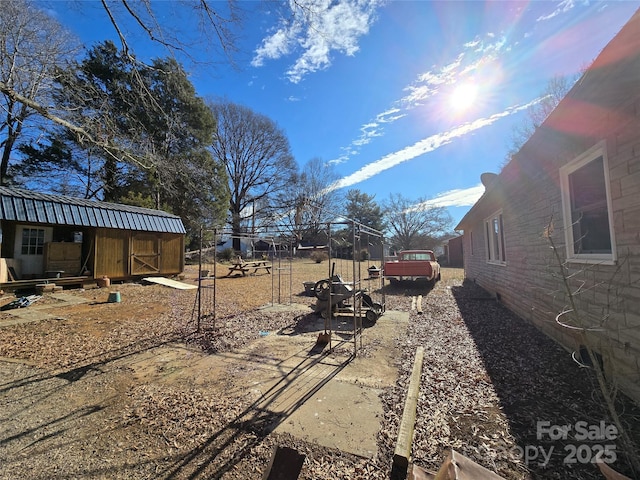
[[21, 227, 45, 256], [559, 141, 616, 264], [484, 210, 506, 265]]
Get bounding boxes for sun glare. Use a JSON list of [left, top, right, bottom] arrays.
[[450, 82, 479, 111]]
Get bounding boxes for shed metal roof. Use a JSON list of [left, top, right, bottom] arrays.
[[0, 187, 186, 234]]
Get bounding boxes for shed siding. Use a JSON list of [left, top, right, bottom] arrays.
[[1, 187, 187, 284], [162, 234, 185, 273], [94, 229, 129, 279]]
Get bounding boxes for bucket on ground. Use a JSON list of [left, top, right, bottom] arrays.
[[108, 291, 121, 303], [303, 281, 316, 295]]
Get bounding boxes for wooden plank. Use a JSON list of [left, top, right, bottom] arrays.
[[430, 450, 506, 480], [393, 346, 425, 470], [143, 277, 197, 290], [1, 276, 89, 292], [417, 295, 423, 314], [597, 459, 633, 480]]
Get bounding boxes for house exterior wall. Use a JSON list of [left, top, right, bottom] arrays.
[[460, 101, 640, 405], [458, 10, 640, 403]]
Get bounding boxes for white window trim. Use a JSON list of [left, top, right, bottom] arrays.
[[559, 140, 617, 264], [484, 210, 506, 266]]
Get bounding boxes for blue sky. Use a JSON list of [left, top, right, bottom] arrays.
[[44, 1, 640, 229]]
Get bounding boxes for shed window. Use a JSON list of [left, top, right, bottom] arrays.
[[484, 211, 505, 265], [560, 142, 615, 263], [21, 228, 45, 255]]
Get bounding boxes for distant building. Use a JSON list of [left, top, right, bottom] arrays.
[[444, 235, 463, 267]]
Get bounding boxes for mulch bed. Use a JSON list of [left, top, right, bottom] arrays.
[[377, 280, 640, 480]]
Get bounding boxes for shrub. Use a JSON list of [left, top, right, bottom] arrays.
[[359, 249, 370, 262], [218, 248, 236, 262], [310, 251, 329, 263]]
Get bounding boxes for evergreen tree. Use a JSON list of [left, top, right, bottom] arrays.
[[17, 41, 228, 245]]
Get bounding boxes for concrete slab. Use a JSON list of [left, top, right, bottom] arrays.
[[274, 377, 384, 458], [0, 293, 89, 327], [236, 309, 409, 458]]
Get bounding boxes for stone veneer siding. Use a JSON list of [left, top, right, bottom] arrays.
[[461, 100, 640, 404]]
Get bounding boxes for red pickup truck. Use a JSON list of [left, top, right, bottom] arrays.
[[383, 250, 441, 284]]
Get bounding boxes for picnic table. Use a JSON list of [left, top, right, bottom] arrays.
[[226, 259, 272, 277]]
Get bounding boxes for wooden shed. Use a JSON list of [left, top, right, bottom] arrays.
[[0, 187, 185, 289]]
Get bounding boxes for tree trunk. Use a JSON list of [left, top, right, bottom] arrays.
[[232, 212, 241, 254]]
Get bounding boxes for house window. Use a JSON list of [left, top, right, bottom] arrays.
[[484, 211, 506, 264], [21, 228, 45, 255], [560, 142, 616, 263]]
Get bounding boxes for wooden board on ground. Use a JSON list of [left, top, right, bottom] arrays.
[[143, 277, 197, 290], [393, 346, 425, 470], [411, 450, 506, 480]]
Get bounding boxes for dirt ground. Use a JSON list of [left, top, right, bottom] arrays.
[[0, 260, 405, 479], [1, 262, 639, 479]]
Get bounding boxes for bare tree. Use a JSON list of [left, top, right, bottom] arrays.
[[209, 99, 297, 252], [0, 0, 358, 187], [505, 75, 577, 165], [93, 0, 242, 65], [384, 193, 452, 252], [0, 0, 243, 178], [281, 157, 343, 245], [0, 0, 78, 184]]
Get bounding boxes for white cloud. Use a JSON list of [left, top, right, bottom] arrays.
[[329, 35, 508, 164], [252, 25, 300, 67], [252, 0, 381, 83], [376, 107, 405, 123], [536, 0, 576, 22], [412, 185, 485, 209], [330, 99, 541, 190]]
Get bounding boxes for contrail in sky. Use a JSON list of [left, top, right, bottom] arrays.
[[413, 184, 485, 209], [330, 99, 541, 194]]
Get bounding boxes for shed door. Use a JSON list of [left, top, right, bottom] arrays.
[[13, 226, 53, 277], [131, 233, 160, 275]]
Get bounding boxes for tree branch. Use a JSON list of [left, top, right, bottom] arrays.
[[0, 80, 152, 170]]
